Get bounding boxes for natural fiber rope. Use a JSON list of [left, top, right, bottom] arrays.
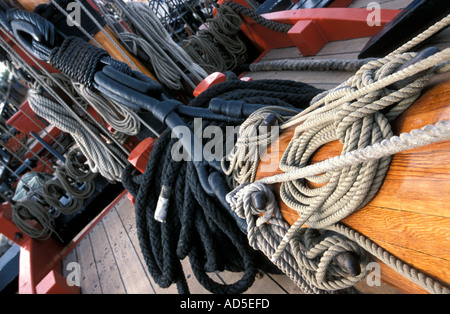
[[249, 58, 375, 73], [327, 223, 450, 294], [111, 0, 207, 89], [222, 106, 299, 187], [263, 52, 447, 261], [227, 182, 366, 293], [72, 81, 140, 136], [29, 92, 127, 182], [183, 3, 248, 73], [12, 199, 56, 240], [42, 178, 84, 215], [226, 15, 450, 294]]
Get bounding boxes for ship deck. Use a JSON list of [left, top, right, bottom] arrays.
[[60, 0, 449, 294]]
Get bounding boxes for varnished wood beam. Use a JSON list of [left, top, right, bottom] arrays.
[[255, 76, 450, 294]]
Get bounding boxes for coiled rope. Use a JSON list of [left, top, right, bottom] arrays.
[[121, 75, 323, 293], [110, 0, 208, 90], [29, 90, 127, 182], [226, 14, 450, 294], [182, 1, 294, 73], [226, 182, 366, 293], [183, 3, 248, 73], [72, 82, 140, 137], [12, 199, 56, 240]]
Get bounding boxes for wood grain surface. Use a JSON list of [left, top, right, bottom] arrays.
[[255, 76, 450, 293]]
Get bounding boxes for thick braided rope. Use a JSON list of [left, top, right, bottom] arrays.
[[222, 1, 292, 33]]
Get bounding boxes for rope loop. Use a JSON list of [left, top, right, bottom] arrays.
[[290, 228, 370, 291], [2, 9, 64, 61], [12, 199, 55, 240], [48, 36, 132, 88], [334, 52, 419, 142]]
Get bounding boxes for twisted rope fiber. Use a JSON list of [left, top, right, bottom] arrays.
[[224, 15, 450, 293], [222, 1, 293, 33], [227, 183, 365, 293], [55, 166, 95, 200], [42, 178, 84, 215], [73, 81, 140, 136], [112, 0, 207, 89], [42, 156, 96, 215], [327, 223, 450, 294], [29, 92, 127, 182], [12, 199, 56, 240], [65, 148, 97, 182], [252, 51, 449, 267], [182, 3, 248, 73], [222, 106, 300, 188], [249, 58, 376, 73]]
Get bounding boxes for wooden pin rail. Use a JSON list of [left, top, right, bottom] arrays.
[[255, 75, 450, 294]]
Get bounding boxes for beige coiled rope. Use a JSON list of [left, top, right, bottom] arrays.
[[226, 14, 450, 294]]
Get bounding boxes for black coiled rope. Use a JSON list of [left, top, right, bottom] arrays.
[[49, 36, 132, 88], [122, 75, 324, 293], [122, 124, 265, 294], [190, 73, 323, 108]]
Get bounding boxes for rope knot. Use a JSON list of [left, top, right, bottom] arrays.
[[291, 228, 370, 291], [226, 182, 281, 247]]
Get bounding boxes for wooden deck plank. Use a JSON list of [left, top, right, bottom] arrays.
[[61, 246, 77, 279], [215, 271, 288, 294], [101, 206, 155, 294], [88, 221, 126, 294], [75, 235, 102, 294]]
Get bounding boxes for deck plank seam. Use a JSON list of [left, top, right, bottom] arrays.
[[86, 232, 105, 294], [113, 205, 157, 294], [99, 218, 128, 294]]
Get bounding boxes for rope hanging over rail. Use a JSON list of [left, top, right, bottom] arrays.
[[28, 84, 127, 182], [109, 0, 208, 90]]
